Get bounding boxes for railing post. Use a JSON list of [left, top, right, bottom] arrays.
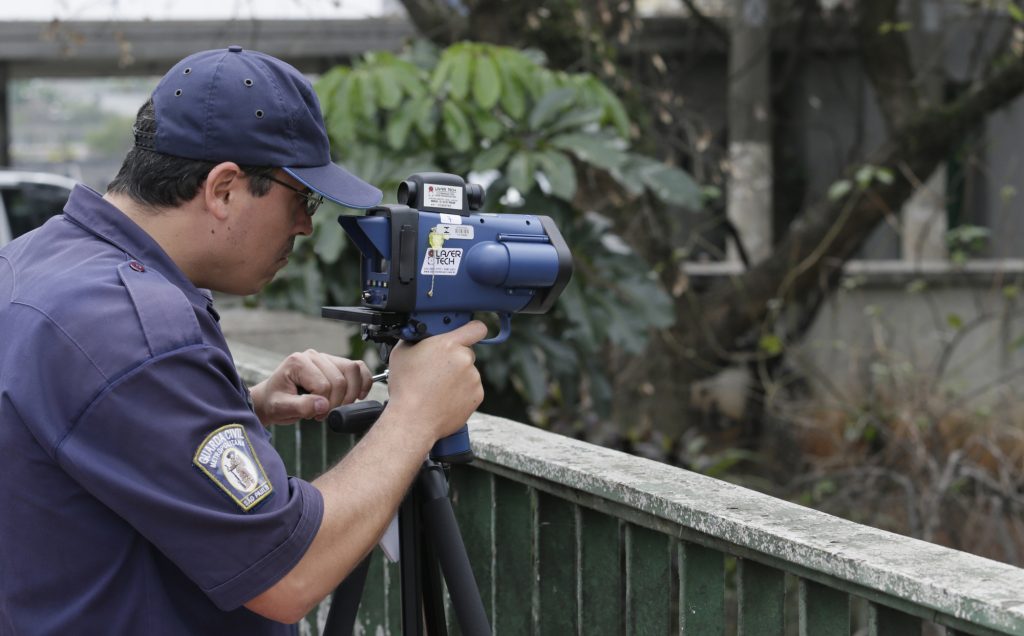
[[680, 542, 725, 635], [799, 579, 849, 636], [537, 492, 577, 634], [737, 559, 785, 636], [492, 479, 532, 634], [578, 507, 622, 635], [625, 524, 671, 635]]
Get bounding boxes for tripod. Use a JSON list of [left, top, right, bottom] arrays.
[[320, 400, 492, 636]]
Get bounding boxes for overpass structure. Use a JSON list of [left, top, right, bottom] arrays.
[[0, 18, 418, 165]]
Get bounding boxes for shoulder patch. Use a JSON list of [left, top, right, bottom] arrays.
[[193, 424, 273, 512]]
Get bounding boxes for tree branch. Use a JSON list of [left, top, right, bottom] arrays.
[[856, 0, 920, 131], [681, 51, 1024, 380], [679, 0, 728, 43], [398, 0, 468, 46]]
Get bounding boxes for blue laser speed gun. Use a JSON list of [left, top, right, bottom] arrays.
[[322, 172, 573, 463]]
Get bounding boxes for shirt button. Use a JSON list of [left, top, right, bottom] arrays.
[[129, 261, 145, 272]]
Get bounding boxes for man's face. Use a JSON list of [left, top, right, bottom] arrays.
[[221, 171, 315, 295]]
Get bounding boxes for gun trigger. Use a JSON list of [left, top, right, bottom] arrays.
[[479, 313, 512, 345]]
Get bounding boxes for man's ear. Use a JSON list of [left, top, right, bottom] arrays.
[[203, 162, 245, 221]]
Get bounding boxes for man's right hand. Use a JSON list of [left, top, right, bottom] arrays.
[[384, 320, 487, 442]]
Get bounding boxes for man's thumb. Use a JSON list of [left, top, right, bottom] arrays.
[[448, 320, 488, 346], [271, 393, 329, 422]]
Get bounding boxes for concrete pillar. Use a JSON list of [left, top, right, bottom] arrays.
[[902, 0, 947, 262], [727, 0, 773, 265]]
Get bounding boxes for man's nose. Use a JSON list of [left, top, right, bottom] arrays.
[[295, 209, 314, 236]]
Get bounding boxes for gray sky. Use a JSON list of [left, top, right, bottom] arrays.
[[7, 0, 396, 21]]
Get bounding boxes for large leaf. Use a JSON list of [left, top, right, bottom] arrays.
[[386, 101, 418, 150], [374, 66, 403, 109], [550, 133, 628, 170], [472, 52, 501, 110], [448, 48, 473, 101], [548, 105, 605, 134], [471, 107, 504, 139], [429, 51, 454, 92], [442, 101, 473, 152], [498, 67, 526, 119], [529, 87, 577, 130], [633, 158, 701, 210], [392, 60, 426, 99], [535, 150, 577, 201], [590, 78, 631, 138], [472, 141, 513, 172], [413, 96, 438, 138], [507, 151, 536, 194], [314, 67, 347, 106]]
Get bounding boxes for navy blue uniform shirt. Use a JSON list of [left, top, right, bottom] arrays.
[[0, 185, 324, 634]]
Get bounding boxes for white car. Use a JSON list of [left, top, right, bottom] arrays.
[[0, 170, 78, 247]]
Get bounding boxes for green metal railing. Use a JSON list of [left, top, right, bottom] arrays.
[[233, 343, 1024, 636]]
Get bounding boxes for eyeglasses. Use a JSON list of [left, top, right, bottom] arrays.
[[265, 175, 325, 217]]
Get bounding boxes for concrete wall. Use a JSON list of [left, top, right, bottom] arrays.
[[792, 261, 1024, 405]]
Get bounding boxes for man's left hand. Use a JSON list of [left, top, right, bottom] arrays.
[[249, 350, 372, 426]]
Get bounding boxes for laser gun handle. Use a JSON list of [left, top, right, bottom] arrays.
[[431, 424, 474, 464]]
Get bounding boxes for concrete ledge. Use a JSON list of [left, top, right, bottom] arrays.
[[684, 259, 1024, 288]]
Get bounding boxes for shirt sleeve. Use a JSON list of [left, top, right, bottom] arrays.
[[54, 343, 324, 611]]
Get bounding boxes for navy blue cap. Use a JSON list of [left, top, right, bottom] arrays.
[[142, 46, 382, 209]]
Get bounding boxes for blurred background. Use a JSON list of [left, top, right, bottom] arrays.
[[3, 0, 1023, 566]]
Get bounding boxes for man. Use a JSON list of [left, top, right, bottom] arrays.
[[0, 46, 485, 634]]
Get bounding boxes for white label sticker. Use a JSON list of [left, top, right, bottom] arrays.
[[421, 247, 463, 276], [424, 184, 463, 211], [438, 224, 474, 240], [439, 213, 462, 225]]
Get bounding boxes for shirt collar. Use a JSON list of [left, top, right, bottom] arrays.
[[62, 184, 215, 309]]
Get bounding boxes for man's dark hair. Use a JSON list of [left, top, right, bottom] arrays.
[[107, 99, 275, 208]]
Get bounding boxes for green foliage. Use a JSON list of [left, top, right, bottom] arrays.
[[827, 165, 894, 202], [947, 224, 990, 264], [1009, 1, 1024, 23], [257, 41, 697, 424]]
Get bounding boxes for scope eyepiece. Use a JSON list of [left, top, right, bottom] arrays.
[[397, 180, 416, 206], [466, 183, 484, 210]]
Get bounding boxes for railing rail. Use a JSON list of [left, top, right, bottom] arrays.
[[233, 343, 1024, 636]]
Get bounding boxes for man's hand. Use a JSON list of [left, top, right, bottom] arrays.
[[249, 350, 372, 426], [384, 320, 487, 442], [244, 321, 487, 623]]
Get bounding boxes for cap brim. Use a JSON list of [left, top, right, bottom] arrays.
[[283, 163, 382, 209]]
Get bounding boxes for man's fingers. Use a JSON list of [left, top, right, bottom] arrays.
[[269, 393, 329, 423], [306, 351, 350, 407], [445, 320, 488, 347]]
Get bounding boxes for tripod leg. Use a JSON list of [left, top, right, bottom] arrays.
[[321, 556, 371, 636], [420, 537, 449, 636], [400, 491, 425, 636], [418, 463, 492, 636]]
